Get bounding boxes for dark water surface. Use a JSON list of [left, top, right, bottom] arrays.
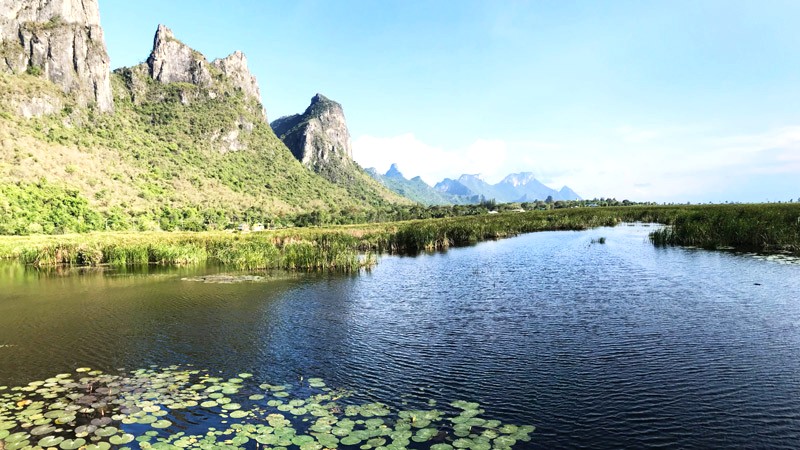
[[1, 225, 799, 448]]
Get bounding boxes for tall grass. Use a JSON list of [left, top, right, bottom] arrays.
[[0, 204, 797, 271], [648, 204, 800, 253]]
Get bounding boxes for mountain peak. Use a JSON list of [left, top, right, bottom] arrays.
[[210, 50, 262, 104], [459, 173, 486, 182], [501, 172, 541, 188], [154, 23, 175, 41], [271, 94, 353, 175], [385, 163, 405, 179], [147, 24, 212, 86], [311, 93, 332, 104], [0, 0, 113, 112]]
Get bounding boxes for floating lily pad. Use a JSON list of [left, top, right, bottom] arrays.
[[229, 410, 249, 419], [95, 426, 118, 437], [109, 433, 135, 445], [38, 435, 65, 447], [0, 366, 533, 450], [4, 431, 29, 443], [151, 419, 173, 429], [59, 438, 87, 449]]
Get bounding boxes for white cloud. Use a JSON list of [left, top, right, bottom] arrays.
[[352, 134, 509, 185], [352, 124, 800, 203]]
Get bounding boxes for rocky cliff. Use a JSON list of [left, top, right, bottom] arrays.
[[147, 24, 212, 87], [0, 0, 113, 112], [272, 94, 411, 205], [271, 94, 353, 178], [145, 25, 262, 110], [114, 25, 267, 151]]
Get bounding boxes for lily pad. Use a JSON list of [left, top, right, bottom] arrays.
[[109, 433, 135, 445], [151, 419, 173, 429], [38, 435, 65, 447], [59, 438, 87, 449]]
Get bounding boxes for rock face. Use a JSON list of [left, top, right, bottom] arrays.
[[210, 51, 260, 102], [271, 94, 353, 176], [147, 24, 212, 87], [0, 0, 113, 112], [144, 24, 264, 118]]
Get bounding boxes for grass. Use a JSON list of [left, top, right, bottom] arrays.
[[648, 203, 800, 253], [2, 204, 797, 271]]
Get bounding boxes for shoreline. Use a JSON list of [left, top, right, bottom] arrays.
[[0, 204, 797, 271]]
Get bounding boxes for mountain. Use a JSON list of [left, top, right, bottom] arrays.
[[432, 172, 581, 204], [0, 4, 409, 234], [0, 0, 113, 112], [433, 178, 474, 197], [497, 172, 580, 202], [271, 94, 410, 206], [367, 164, 457, 206]]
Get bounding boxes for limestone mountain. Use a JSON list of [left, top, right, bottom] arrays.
[[434, 178, 475, 197], [0, 0, 113, 113], [271, 94, 410, 205], [0, 10, 409, 234], [433, 172, 581, 203], [367, 164, 457, 206], [497, 172, 581, 202]]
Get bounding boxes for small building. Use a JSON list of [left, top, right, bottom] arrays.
[[237, 223, 250, 232], [488, 210, 499, 214], [252, 223, 265, 232]]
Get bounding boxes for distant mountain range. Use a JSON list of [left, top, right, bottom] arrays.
[[366, 165, 478, 206], [367, 165, 581, 206]]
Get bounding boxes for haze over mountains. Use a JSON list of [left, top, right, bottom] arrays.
[[368, 164, 581, 205]]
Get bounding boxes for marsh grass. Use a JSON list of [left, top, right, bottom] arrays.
[[648, 204, 800, 253], [1, 204, 797, 271]]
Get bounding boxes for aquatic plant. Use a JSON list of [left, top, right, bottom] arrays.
[[648, 204, 800, 253], [0, 204, 797, 271], [0, 366, 534, 449]]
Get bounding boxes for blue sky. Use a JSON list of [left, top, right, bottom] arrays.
[[100, 0, 800, 203]]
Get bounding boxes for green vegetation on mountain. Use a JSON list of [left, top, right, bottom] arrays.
[[0, 67, 409, 233], [366, 165, 459, 206], [271, 94, 411, 208]]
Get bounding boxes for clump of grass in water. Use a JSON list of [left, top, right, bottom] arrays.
[[648, 204, 800, 254]]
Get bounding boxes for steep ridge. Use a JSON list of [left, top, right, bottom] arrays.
[[0, 0, 113, 112], [271, 94, 411, 206]]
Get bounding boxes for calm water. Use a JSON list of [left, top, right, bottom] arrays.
[[1, 225, 800, 448]]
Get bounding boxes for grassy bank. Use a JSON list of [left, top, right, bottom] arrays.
[[0, 204, 797, 270]]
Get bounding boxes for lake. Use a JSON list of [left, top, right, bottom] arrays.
[[1, 224, 799, 449]]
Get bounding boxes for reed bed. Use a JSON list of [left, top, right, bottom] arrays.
[[0, 204, 797, 271], [647, 203, 800, 253]]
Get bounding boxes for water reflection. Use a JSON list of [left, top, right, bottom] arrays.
[[1, 225, 799, 449]]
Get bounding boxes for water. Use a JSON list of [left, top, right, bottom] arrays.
[[1, 224, 799, 448]]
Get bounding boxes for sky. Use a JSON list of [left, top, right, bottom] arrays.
[[99, 0, 800, 203]]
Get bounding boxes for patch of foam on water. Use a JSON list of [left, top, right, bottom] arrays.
[[746, 253, 800, 265]]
